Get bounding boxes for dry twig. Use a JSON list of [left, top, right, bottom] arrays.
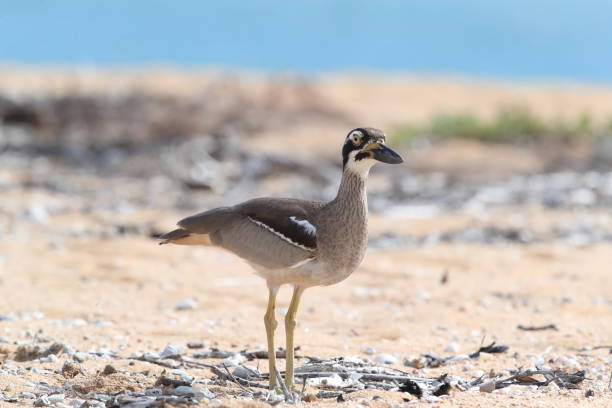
[[517, 324, 558, 331]]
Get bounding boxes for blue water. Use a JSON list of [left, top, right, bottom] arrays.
[[1, 0, 611, 81]]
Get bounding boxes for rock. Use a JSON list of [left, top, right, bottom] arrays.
[[342, 356, 366, 365], [470, 370, 485, 378], [145, 388, 162, 396], [172, 386, 215, 400], [186, 342, 204, 349], [142, 351, 160, 361], [374, 354, 399, 365], [302, 393, 318, 402], [34, 395, 51, 407], [15, 344, 43, 361], [0, 336, 9, 343], [555, 356, 580, 368], [404, 356, 425, 369], [363, 347, 376, 355], [27, 204, 49, 223], [159, 344, 181, 359], [42, 342, 65, 357], [423, 395, 442, 403], [479, 381, 496, 393], [541, 382, 560, 392], [570, 188, 596, 206], [73, 352, 88, 363], [319, 374, 344, 388], [19, 392, 36, 399], [232, 365, 260, 379], [47, 394, 65, 404], [175, 299, 197, 311], [221, 353, 246, 367], [169, 369, 190, 377], [61, 361, 81, 378], [500, 386, 523, 395], [102, 364, 117, 375], [444, 343, 460, 353]]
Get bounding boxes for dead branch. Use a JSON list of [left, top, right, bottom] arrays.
[[495, 368, 584, 389], [517, 324, 558, 331], [292, 372, 439, 384]]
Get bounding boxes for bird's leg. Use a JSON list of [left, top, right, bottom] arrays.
[[284, 285, 304, 391], [264, 286, 279, 390]]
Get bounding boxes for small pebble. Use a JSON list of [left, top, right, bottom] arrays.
[[61, 361, 81, 378], [73, 352, 88, 363], [374, 353, 399, 365], [470, 370, 485, 378], [363, 346, 376, 355], [19, 392, 37, 399], [172, 386, 215, 400], [145, 388, 162, 396], [541, 382, 560, 392], [169, 368, 190, 377], [34, 395, 51, 407], [444, 343, 460, 353], [102, 364, 117, 375], [187, 342, 204, 349], [479, 381, 496, 393], [221, 353, 246, 367], [232, 365, 260, 379], [159, 344, 181, 359], [48, 394, 65, 403], [175, 299, 197, 311]]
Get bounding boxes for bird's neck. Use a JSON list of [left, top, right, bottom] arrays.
[[332, 169, 368, 211]]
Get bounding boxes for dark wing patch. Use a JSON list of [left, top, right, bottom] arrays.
[[238, 198, 318, 250]]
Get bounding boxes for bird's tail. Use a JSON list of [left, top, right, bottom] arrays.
[[158, 228, 212, 246]]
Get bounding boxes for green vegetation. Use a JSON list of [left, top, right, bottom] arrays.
[[392, 106, 610, 145]]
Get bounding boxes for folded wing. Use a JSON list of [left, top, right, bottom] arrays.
[[162, 198, 324, 269]]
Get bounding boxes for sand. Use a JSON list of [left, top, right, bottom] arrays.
[[0, 70, 611, 406]]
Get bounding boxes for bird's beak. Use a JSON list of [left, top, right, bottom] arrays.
[[365, 142, 404, 164]]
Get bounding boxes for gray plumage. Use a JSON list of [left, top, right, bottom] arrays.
[[160, 171, 366, 286], [160, 127, 402, 288], [160, 127, 403, 391]]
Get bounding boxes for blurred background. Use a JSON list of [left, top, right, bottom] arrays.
[[3, 0, 612, 224], [0, 2, 611, 405]]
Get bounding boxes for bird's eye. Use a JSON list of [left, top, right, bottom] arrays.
[[351, 132, 362, 145]]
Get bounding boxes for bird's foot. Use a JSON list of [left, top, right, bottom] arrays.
[[264, 387, 285, 403]]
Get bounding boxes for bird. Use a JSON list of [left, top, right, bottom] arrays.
[[159, 127, 403, 391]]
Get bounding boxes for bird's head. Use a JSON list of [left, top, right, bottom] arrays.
[[342, 127, 403, 176]]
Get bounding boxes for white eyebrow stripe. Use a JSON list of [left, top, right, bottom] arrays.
[[289, 216, 317, 235]]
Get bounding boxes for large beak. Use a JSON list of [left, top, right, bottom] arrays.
[[366, 142, 404, 164]]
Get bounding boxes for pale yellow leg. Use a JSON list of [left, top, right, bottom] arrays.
[[284, 286, 304, 391], [264, 287, 279, 390]]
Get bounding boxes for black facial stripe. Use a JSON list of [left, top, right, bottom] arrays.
[[355, 152, 371, 161]]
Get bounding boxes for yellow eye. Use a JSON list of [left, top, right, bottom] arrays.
[[351, 132, 362, 145]]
